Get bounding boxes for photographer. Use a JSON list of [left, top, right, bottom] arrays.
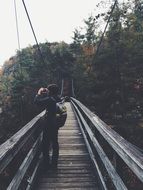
[[34, 84, 61, 169]]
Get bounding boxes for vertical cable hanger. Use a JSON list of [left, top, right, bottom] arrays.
[[14, 0, 21, 50], [95, 0, 118, 56], [14, 0, 23, 124], [14, 0, 23, 75], [88, 0, 118, 72], [14, 0, 22, 74], [21, 0, 46, 65]]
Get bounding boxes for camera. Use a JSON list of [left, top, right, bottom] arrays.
[[41, 88, 48, 95]]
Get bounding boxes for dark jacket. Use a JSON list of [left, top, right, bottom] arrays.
[[34, 94, 61, 125]]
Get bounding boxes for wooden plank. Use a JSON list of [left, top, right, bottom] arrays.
[[44, 168, 92, 174], [38, 188, 97, 190], [60, 126, 78, 129], [59, 152, 88, 156], [57, 161, 90, 165], [59, 144, 86, 150], [46, 163, 92, 169], [40, 174, 94, 178], [39, 177, 95, 183], [59, 129, 79, 132], [38, 182, 97, 188], [58, 138, 84, 144], [59, 133, 82, 137], [58, 130, 81, 135], [58, 155, 90, 161]]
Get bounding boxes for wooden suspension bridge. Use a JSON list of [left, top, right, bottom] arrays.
[[1, 0, 143, 188], [0, 88, 143, 189]]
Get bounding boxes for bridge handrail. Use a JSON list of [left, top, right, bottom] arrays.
[[0, 110, 45, 173], [71, 100, 126, 189], [0, 95, 67, 170], [0, 110, 45, 190], [71, 98, 143, 183]]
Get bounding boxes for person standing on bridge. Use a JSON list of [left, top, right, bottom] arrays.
[[34, 84, 61, 169]]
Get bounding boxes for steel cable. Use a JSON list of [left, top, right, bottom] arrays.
[[22, 0, 46, 65]]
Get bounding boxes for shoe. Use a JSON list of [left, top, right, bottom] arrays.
[[51, 162, 58, 170], [42, 159, 50, 171]]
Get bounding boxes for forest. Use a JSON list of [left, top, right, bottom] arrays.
[[0, 0, 143, 148]]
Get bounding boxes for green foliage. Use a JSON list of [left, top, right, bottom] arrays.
[[71, 0, 143, 122], [84, 15, 98, 45], [0, 42, 74, 143]]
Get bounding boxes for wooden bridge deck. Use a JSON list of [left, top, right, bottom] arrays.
[[34, 103, 99, 190]]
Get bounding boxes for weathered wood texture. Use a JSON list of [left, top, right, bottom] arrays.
[[73, 99, 143, 182], [0, 111, 45, 173], [34, 103, 99, 190], [71, 98, 143, 185], [72, 101, 127, 190]]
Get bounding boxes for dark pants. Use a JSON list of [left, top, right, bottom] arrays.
[[42, 123, 59, 166]]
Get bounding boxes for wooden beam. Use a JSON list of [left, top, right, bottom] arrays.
[[72, 101, 127, 190], [26, 153, 42, 190], [7, 133, 42, 190], [72, 103, 107, 190], [71, 98, 143, 182], [0, 111, 45, 173]]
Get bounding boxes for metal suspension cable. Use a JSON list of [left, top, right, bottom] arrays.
[[14, 0, 21, 50], [89, 0, 118, 70], [14, 0, 24, 124], [14, 0, 22, 75], [21, 0, 46, 65], [96, 0, 118, 55]]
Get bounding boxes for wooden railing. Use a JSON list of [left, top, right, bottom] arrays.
[[0, 97, 143, 190], [71, 98, 143, 190], [0, 111, 45, 190]]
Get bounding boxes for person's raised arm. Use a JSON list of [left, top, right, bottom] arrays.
[[34, 88, 49, 107]]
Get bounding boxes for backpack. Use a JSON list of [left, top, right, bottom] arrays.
[[56, 101, 67, 128]]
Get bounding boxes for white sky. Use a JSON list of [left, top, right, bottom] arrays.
[[0, 0, 112, 66]]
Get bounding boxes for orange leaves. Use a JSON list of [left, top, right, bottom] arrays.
[[82, 44, 96, 56]]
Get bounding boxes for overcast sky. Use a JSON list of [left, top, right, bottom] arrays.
[[0, 0, 113, 66]]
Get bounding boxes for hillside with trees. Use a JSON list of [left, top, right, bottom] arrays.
[[0, 42, 74, 143], [0, 0, 143, 149]]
